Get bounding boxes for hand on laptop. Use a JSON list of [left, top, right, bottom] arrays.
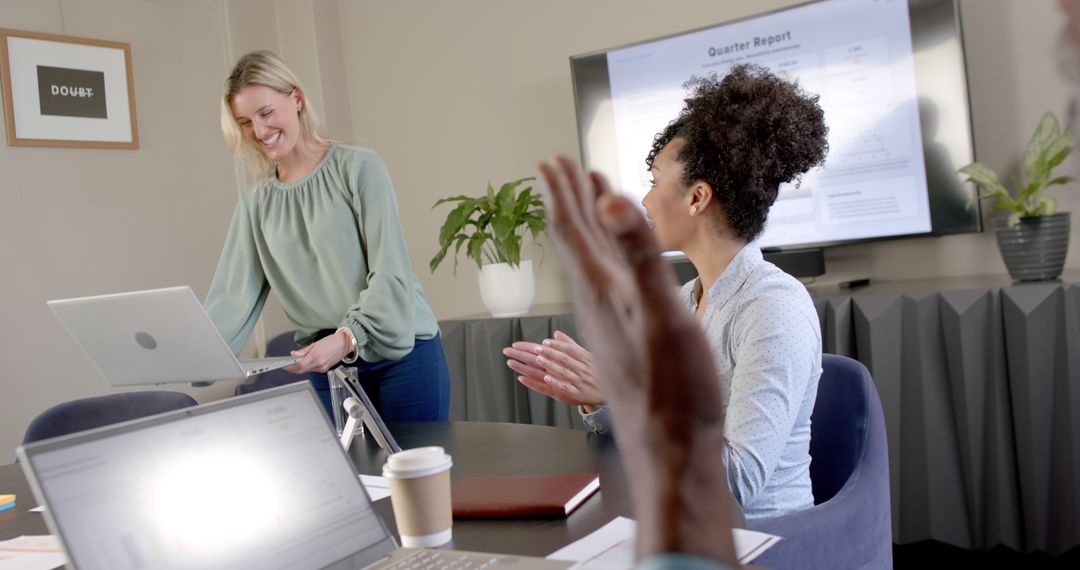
[[287, 331, 352, 374], [537, 156, 740, 567]]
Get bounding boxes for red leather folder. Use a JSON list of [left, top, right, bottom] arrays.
[[451, 473, 600, 518]]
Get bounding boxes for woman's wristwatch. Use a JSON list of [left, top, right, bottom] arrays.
[[336, 326, 359, 364]]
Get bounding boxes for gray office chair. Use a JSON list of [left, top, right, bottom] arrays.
[[21, 391, 198, 445]]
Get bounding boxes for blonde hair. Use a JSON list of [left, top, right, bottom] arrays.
[[220, 50, 330, 179]]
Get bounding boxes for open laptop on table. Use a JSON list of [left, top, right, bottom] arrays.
[[16, 382, 572, 570], [47, 285, 296, 386]]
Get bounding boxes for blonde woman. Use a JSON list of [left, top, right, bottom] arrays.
[[206, 50, 449, 421]]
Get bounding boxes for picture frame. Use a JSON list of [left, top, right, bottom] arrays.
[[0, 28, 138, 149]]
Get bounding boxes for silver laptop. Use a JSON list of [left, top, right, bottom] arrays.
[[47, 286, 296, 386], [17, 383, 571, 570]]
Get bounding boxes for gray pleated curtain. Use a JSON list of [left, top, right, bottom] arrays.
[[438, 281, 1080, 555]]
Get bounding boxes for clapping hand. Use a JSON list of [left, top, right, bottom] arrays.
[[503, 331, 605, 411]]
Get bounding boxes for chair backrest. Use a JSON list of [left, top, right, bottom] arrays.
[[749, 353, 892, 569], [22, 391, 198, 445], [265, 330, 301, 357], [808, 353, 872, 504]]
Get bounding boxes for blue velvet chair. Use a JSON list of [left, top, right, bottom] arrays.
[[748, 353, 893, 569], [234, 330, 305, 396], [22, 391, 198, 445]]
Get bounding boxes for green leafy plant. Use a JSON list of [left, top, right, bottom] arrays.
[[959, 111, 1074, 227], [429, 177, 546, 274]]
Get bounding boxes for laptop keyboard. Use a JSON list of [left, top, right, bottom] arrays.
[[384, 550, 502, 570]]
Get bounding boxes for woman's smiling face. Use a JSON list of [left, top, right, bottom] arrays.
[[230, 84, 302, 164]]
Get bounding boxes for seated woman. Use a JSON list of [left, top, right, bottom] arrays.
[[504, 64, 829, 520]]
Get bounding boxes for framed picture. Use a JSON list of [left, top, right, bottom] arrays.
[[0, 28, 138, 149]]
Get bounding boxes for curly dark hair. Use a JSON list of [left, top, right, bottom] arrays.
[[645, 64, 829, 242]]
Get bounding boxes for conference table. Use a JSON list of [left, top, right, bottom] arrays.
[[350, 421, 635, 556], [0, 422, 633, 561]]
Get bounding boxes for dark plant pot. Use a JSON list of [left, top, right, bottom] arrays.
[[992, 212, 1071, 282]]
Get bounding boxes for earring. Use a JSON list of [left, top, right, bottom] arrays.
[[689, 206, 698, 215]]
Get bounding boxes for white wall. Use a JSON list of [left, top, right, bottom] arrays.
[[0, 0, 356, 458], [0, 0, 243, 456], [0, 0, 1076, 456]]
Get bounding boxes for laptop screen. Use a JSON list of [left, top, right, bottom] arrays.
[[21, 385, 397, 570]]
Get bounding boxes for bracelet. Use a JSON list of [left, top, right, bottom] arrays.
[[336, 326, 358, 364]]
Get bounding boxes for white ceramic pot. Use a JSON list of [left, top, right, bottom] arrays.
[[477, 260, 535, 317]]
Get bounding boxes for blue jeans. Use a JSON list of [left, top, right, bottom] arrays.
[[308, 334, 451, 422]]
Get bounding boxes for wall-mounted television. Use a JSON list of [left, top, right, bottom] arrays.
[[569, 0, 978, 276]]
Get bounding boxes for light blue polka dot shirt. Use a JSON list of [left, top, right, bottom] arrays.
[[583, 244, 822, 520]]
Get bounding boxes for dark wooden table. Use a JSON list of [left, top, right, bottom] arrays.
[[350, 421, 633, 557], [0, 421, 633, 559], [3, 420, 751, 565], [0, 459, 48, 536]]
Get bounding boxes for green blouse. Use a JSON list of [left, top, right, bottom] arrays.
[[205, 144, 439, 362]]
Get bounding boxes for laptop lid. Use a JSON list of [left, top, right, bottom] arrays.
[[47, 286, 286, 386], [331, 368, 402, 455], [17, 383, 400, 570]]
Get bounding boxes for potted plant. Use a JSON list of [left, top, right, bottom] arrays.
[[959, 111, 1073, 281], [430, 177, 546, 316]]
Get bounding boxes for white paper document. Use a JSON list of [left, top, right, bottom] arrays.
[[546, 517, 781, 568], [0, 535, 65, 570], [360, 474, 392, 502]]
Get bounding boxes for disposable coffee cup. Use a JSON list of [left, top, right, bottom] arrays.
[[382, 446, 453, 547]]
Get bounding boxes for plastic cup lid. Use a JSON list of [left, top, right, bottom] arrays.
[[383, 446, 452, 479]]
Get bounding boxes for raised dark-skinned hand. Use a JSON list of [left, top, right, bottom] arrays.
[[537, 155, 739, 567]]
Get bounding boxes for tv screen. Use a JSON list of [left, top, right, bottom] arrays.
[[570, 0, 979, 253]]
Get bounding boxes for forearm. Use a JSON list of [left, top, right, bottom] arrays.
[[205, 198, 269, 354], [340, 273, 415, 360], [619, 423, 737, 565], [349, 149, 422, 360]]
